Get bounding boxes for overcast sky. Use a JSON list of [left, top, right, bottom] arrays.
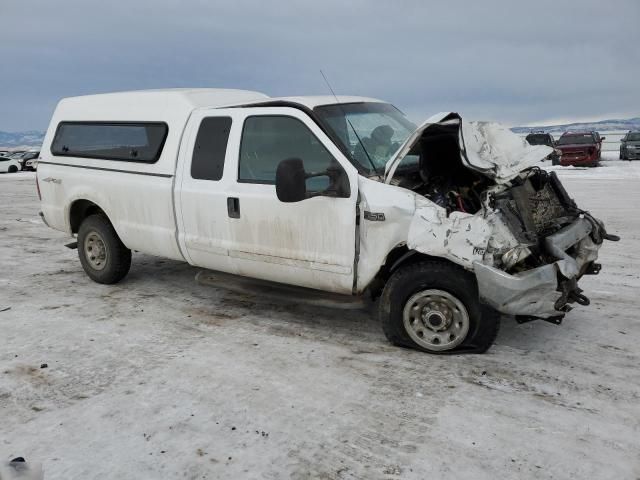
[[1, 0, 639, 131]]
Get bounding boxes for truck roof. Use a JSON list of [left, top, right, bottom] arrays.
[[54, 89, 385, 118], [263, 95, 385, 108], [561, 131, 594, 135]]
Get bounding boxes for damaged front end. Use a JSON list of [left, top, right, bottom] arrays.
[[384, 113, 619, 322], [474, 170, 617, 321]]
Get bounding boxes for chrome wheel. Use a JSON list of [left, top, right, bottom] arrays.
[[403, 289, 470, 351], [84, 231, 108, 271]]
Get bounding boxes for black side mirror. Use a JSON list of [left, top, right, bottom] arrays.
[[275, 158, 351, 203], [600, 136, 606, 142], [276, 158, 307, 202]]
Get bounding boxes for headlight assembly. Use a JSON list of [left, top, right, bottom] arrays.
[[501, 246, 531, 269]]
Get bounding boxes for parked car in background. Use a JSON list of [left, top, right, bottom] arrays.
[[525, 131, 555, 146], [525, 131, 561, 165], [0, 156, 21, 173], [22, 150, 40, 171], [7, 151, 26, 169], [556, 131, 604, 167], [620, 131, 640, 160]]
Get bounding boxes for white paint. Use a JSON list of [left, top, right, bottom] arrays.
[[407, 197, 493, 269]]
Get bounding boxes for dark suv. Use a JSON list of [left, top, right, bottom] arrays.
[[525, 131, 561, 165], [556, 131, 604, 167], [620, 131, 640, 160]]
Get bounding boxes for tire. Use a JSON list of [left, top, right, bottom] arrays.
[[8, 165, 18, 173], [378, 261, 500, 354], [77, 214, 131, 284]]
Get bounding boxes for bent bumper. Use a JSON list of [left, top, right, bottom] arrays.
[[474, 218, 600, 318], [560, 155, 598, 166]]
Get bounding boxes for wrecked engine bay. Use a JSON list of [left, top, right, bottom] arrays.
[[384, 115, 619, 320]]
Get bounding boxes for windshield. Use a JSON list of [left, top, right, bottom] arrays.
[[557, 134, 594, 145], [626, 132, 640, 141], [314, 102, 416, 174]]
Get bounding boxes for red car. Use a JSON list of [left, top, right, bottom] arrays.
[[556, 131, 604, 167]]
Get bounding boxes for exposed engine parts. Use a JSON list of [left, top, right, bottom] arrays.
[[389, 122, 490, 214]]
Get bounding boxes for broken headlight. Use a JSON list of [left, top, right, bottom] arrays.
[[501, 246, 531, 269]]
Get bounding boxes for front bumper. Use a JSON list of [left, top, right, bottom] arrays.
[[474, 218, 599, 318], [624, 148, 640, 159], [560, 154, 598, 166]]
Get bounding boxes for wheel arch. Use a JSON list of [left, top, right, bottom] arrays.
[[68, 199, 109, 234], [367, 245, 461, 299]]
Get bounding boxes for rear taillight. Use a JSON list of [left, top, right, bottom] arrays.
[[36, 173, 41, 201]]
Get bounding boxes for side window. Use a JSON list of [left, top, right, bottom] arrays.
[[238, 115, 343, 191], [51, 122, 168, 163], [191, 117, 232, 181]]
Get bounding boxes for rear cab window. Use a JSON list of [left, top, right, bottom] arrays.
[[51, 122, 168, 163], [191, 117, 232, 181]]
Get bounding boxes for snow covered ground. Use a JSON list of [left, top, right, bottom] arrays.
[[0, 163, 639, 479]]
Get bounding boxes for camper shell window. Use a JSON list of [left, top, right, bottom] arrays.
[[51, 122, 168, 163]]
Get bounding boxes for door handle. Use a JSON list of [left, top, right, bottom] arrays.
[[227, 197, 240, 218]]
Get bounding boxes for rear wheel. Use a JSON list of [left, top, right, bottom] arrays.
[[78, 214, 131, 284], [378, 261, 500, 354], [8, 165, 18, 173]]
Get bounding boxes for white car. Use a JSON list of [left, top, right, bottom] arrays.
[[0, 156, 21, 173], [36, 89, 618, 354]]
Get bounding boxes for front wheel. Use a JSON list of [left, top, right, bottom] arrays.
[[378, 261, 500, 354], [78, 214, 131, 284], [8, 165, 18, 173]]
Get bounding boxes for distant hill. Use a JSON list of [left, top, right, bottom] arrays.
[[511, 117, 640, 134], [0, 130, 45, 148]]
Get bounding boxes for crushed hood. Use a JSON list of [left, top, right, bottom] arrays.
[[385, 112, 553, 184]]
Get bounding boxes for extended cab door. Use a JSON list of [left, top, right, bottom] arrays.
[[176, 107, 359, 294], [176, 109, 241, 273]]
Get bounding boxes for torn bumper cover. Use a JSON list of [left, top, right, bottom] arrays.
[[474, 217, 599, 318]]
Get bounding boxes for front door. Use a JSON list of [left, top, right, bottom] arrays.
[[226, 107, 359, 294]]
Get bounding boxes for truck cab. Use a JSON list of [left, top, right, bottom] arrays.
[[37, 89, 617, 354]]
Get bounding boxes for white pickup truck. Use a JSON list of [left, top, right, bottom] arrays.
[[37, 88, 618, 354]]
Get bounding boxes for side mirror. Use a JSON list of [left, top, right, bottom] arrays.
[[600, 136, 606, 141], [276, 158, 307, 202], [275, 158, 351, 203]]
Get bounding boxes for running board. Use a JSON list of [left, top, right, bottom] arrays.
[[195, 270, 366, 310]]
